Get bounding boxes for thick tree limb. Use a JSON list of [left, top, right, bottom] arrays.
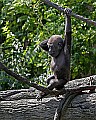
[[0, 91, 96, 120], [41, 0, 96, 27], [0, 88, 35, 100]]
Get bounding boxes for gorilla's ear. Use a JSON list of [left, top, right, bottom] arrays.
[[39, 39, 49, 51]]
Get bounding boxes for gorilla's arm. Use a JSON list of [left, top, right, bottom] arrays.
[[39, 39, 49, 51]]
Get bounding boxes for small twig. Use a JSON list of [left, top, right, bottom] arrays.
[[41, 0, 96, 27]]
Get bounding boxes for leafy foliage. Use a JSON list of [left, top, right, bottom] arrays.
[[0, 0, 96, 90]]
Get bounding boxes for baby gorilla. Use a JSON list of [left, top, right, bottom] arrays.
[[38, 35, 69, 99]]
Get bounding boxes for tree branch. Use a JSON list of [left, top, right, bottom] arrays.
[[0, 62, 50, 94], [0, 62, 96, 100], [41, 0, 96, 27]]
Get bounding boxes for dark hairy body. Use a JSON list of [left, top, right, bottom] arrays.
[[38, 8, 72, 99], [40, 35, 69, 91]]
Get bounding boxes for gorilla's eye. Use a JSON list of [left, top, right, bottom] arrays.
[[47, 43, 53, 48], [58, 42, 63, 46]]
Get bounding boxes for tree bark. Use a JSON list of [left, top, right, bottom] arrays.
[[0, 75, 96, 120], [0, 97, 59, 120], [60, 92, 96, 120]]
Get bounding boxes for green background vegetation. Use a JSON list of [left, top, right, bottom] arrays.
[[0, 0, 96, 90]]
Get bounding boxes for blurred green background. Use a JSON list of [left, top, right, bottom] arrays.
[[0, 0, 96, 90]]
